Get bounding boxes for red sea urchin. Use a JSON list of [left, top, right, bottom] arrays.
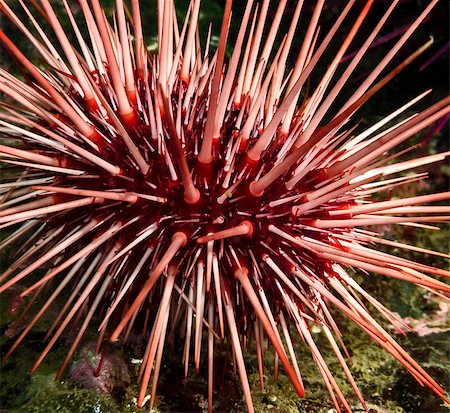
[[0, 0, 449, 411]]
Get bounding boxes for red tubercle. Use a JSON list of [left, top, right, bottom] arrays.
[[85, 96, 99, 111], [126, 90, 138, 106], [87, 129, 109, 151], [135, 69, 145, 82], [195, 158, 215, 181], [89, 69, 100, 82], [179, 75, 189, 88], [157, 99, 166, 118], [50, 193, 69, 204], [275, 129, 289, 146], [212, 135, 221, 153], [323, 262, 339, 279], [235, 153, 259, 183], [230, 129, 240, 140], [232, 99, 243, 111], [238, 137, 250, 153], [119, 110, 139, 129], [56, 156, 97, 176], [315, 209, 331, 219], [339, 243, 351, 254], [57, 156, 74, 170], [180, 105, 188, 120], [298, 218, 317, 228], [48, 113, 67, 130], [296, 194, 310, 205], [242, 152, 260, 169]]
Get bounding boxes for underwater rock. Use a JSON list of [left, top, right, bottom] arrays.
[[69, 345, 130, 395]]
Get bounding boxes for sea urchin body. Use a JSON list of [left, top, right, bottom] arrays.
[[0, 0, 449, 411]]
